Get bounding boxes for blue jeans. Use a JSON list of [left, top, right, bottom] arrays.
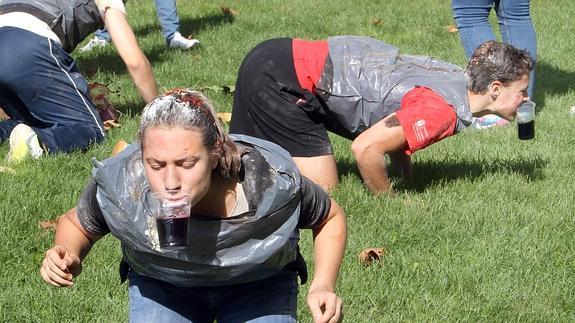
[[128, 270, 298, 322], [0, 27, 105, 153], [96, 0, 180, 43], [452, 0, 537, 96]]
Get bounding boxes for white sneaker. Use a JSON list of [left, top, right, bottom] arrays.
[[79, 37, 109, 52], [8, 124, 43, 162], [169, 32, 199, 50]]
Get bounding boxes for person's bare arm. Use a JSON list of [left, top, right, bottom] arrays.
[[104, 9, 158, 103], [307, 198, 346, 323], [40, 208, 101, 287], [351, 113, 409, 195]]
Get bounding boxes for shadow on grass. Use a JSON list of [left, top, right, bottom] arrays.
[[75, 12, 234, 76], [129, 10, 235, 41], [534, 59, 575, 112], [400, 155, 549, 192], [115, 101, 144, 119], [336, 158, 361, 180], [336, 155, 548, 193]]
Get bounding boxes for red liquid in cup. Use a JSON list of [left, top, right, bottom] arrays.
[[156, 216, 188, 248]]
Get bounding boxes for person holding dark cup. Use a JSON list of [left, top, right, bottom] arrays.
[[40, 89, 346, 323]]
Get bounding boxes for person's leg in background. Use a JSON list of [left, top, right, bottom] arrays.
[[154, 0, 178, 43], [452, 0, 497, 58], [81, 0, 199, 51], [79, 28, 110, 52], [94, 29, 111, 42], [155, 0, 199, 49], [496, 0, 537, 97]]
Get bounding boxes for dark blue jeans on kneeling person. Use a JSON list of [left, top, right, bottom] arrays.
[[128, 270, 298, 323], [0, 27, 105, 154]]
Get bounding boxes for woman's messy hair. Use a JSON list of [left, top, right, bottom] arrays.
[[465, 40, 533, 94], [139, 89, 241, 181]]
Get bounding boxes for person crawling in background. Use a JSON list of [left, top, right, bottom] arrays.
[[230, 36, 533, 194]]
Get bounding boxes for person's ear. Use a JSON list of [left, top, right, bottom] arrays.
[[489, 81, 502, 101], [210, 153, 219, 170]]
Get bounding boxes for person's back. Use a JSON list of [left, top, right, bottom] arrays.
[[0, 0, 104, 52], [315, 36, 472, 139]]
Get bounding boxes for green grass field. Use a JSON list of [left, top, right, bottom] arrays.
[[1, 0, 574, 321]]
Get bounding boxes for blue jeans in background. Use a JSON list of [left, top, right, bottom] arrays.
[[452, 0, 537, 97], [0, 27, 105, 153], [96, 0, 180, 44], [128, 270, 298, 323]]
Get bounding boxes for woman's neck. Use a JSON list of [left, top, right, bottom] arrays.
[[192, 175, 238, 218]]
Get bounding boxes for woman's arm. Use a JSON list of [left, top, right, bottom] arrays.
[[40, 208, 101, 287], [103, 8, 158, 103], [351, 113, 408, 195], [307, 198, 347, 323]]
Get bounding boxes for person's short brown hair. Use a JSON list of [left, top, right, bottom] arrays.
[[465, 41, 533, 94]]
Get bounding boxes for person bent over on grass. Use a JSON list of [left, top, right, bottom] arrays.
[[0, 0, 158, 162], [229, 36, 532, 194], [40, 90, 346, 323]]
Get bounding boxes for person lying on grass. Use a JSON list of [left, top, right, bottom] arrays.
[[229, 36, 533, 194], [40, 89, 346, 323]]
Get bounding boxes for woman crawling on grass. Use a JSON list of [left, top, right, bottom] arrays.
[[40, 89, 346, 323]]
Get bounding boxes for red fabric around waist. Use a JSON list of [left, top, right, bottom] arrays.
[[292, 39, 329, 92]]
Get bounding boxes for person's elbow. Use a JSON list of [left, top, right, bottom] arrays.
[[124, 56, 151, 74]]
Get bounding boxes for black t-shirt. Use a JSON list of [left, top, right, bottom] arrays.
[[77, 176, 331, 236]]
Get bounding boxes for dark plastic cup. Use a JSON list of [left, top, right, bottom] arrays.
[[517, 101, 536, 140], [150, 192, 191, 249]]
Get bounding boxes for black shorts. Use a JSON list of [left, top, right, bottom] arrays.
[[229, 38, 332, 157]]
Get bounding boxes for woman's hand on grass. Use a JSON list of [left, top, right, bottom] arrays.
[[40, 245, 82, 287], [307, 287, 343, 323]]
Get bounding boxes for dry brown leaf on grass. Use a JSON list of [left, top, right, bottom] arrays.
[[358, 247, 386, 267], [0, 166, 16, 174], [39, 217, 60, 230], [88, 82, 122, 130], [221, 5, 238, 17], [446, 24, 458, 33], [217, 112, 232, 124], [103, 120, 121, 130], [371, 18, 384, 26]]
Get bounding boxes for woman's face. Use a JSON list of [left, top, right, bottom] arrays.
[[142, 127, 217, 207], [493, 74, 530, 120]]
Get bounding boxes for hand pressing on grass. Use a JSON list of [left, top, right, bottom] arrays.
[[307, 287, 343, 323], [40, 245, 82, 287]]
